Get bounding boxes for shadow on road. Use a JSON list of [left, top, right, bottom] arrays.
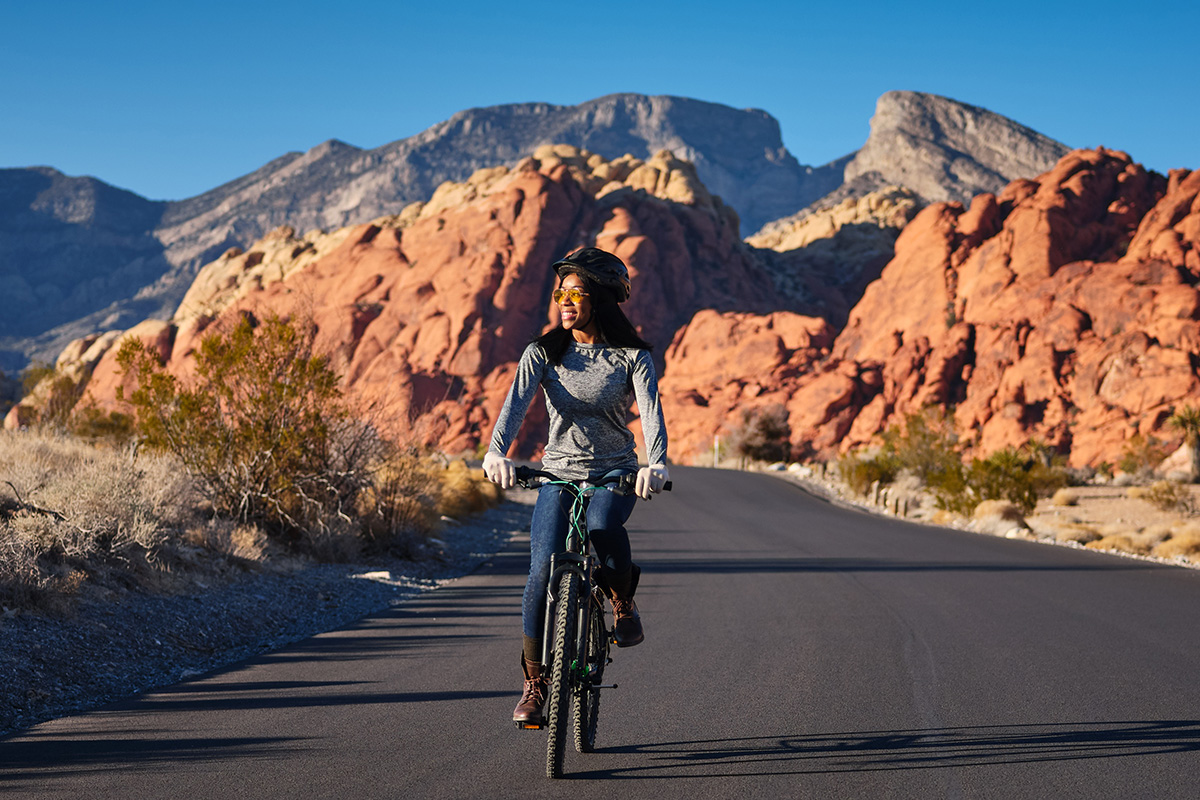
[[0, 733, 307, 781], [566, 720, 1200, 779], [635, 556, 1155, 575]]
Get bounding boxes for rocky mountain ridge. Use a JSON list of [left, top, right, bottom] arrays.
[[843, 91, 1071, 205], [0, 91, 1070, 372], [13, 146, 1200, 476]]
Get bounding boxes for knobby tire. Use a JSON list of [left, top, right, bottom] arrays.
[[546, 571, 580, 779], [573, 593, 606, 753]]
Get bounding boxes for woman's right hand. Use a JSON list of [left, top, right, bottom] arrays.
[[482, 452, 516, 489]]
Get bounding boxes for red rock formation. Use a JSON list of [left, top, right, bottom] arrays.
[[42, 147, 785, 458], [788, 149, 1199, 465], [658, 310, 834, 461]]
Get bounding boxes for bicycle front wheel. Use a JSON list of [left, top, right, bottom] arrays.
[[545, 570, 580, 779], [573, 593, 607, 753]]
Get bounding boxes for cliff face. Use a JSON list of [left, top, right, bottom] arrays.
[[664, 149, 1200, 467]]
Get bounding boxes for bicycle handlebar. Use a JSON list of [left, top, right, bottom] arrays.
[[514, 465, 672, 494]]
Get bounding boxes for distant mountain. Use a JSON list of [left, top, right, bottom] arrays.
[[842, 91, 1071, 205], [153, 94, 837, 275], [0, 168, 169, 337], [0, 92, 1071, 372]]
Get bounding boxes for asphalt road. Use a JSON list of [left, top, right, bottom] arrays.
[[3, 466, 1200, 799]]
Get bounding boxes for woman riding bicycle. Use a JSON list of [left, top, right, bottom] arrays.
[[482, 247, 669, 727]]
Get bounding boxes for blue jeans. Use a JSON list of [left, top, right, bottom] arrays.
[[522, 475, 638, 639]]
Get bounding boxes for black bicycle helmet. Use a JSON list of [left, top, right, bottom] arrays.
[[552, 247, 632, 303]]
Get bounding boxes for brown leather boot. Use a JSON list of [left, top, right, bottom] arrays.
[[602, 564, 644, 648], [513, 656, 547, 727]]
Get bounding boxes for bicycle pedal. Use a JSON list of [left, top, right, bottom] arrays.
[[515, 720, 545, 730]]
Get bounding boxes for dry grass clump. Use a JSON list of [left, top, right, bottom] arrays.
[[1, 419, 507, 613], [971, 499, 1029, 536], [1, 429, 201, 612], [1085, 523, 1175, 556], [1050, 488, 1079, 507], [436, 460, 503, 519], [1027, 518, 1101, 544], [184, 522, 269, 562], [973, 499, 1024, 522], [1153, 524, 1200, 559], [1131, 481, 1199, 515], [1051, 524, 1101, 544]]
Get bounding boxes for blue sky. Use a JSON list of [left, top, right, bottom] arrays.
[[4, 0, 1197, 201]]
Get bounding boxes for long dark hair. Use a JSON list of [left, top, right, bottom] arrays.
[[535, 274, 653, 365]]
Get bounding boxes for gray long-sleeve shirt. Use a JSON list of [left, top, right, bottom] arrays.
[[488, 342, 668, 480]]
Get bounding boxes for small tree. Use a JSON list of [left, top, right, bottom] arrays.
[[117, 313, 377, 537], [729, 404, 792, 466]]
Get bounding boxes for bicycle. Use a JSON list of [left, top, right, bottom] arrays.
[[512, 465, 670, 778]]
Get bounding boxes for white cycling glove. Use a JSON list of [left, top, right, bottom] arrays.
[[635, 464, 669, 500], [482, 452, 516, 490]]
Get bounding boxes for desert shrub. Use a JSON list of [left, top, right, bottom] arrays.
[[1137, 481, 1198, 514], [42, 375, 88, 431], [1086, 534, 1150, 555], [20, 362, 56, 396], [881, 409, 962, 484], [728, 404, 792, 465], [0, 429, 200, 611], [839, 452, 900, 497], [356, 445, 444, 556], [962, 447, 1039, 514], [1153, 523, 1200, 559], [185, 520, 269, 562], [876, 410, 1068, 515], [117, 313, 382, 543], [1118, 433, 1170, 476], [1049, 523, 1101, 544], [436, 459, 502, 519], [70, 405, 136, 444]]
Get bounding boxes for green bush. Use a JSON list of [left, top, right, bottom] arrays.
[[870, 409, 1067, 515], [1118, 433, 1169, 475], [839, 453, 900, 496], [116, 314, 378, 543], [20, 362, 56, 395], [880, 409, 962, 483], [70, 405, 136, 443]]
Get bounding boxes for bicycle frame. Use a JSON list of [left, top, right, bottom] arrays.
[[526, 473, 621, 668]]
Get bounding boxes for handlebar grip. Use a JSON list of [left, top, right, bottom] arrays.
[[662, 480, 672, 492]]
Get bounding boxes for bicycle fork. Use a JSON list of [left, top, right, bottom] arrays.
[[541, 553, 617, 689]]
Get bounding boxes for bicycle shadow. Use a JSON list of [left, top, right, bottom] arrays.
[[567, 720, 1200, 779]]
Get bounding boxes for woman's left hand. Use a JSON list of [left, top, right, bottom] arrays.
[[635, 464, 669, 500]]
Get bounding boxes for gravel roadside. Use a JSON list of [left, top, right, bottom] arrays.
[[0, 494, 535, 738]]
